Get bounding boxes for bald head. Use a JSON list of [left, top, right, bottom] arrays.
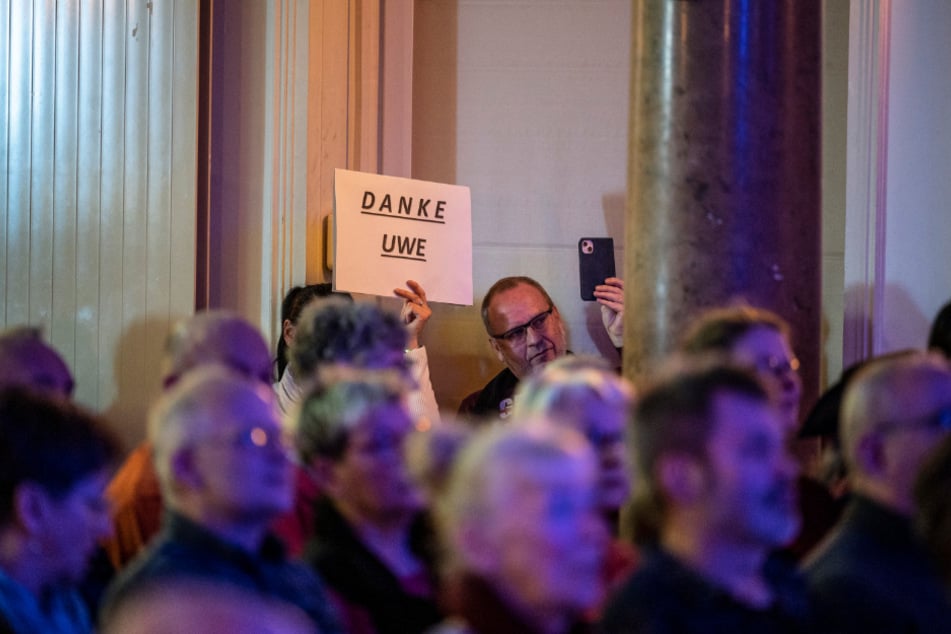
[[0, 327, 74, 396], [162, 311, 272, 388], [841, 351, 951, 513]]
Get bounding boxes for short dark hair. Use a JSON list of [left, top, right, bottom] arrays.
[[289, 300, 407, 379], [680, 305, 792, 354], [628, 359, 769, 543], [480, 276, 554, 332], [928, 300, 951, 359], [0, 387, 121, 525], [276, 284, 350, 380]]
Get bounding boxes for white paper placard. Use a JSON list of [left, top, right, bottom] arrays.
[[333, 169, 473, 305]]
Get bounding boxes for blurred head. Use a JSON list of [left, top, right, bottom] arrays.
[[481, 277, 568, 380], [162, 311, 273, 389], [149, 367, 292, 525], [276, 283, 351, 380], [681, 305, 802, 433], [0, 326, 74, 396], [929, 300, 951, 359], [514, 355, 635, 513], [631, 359, 800, 549], [289, 299, 408, 383], [102, 579, 315, 634], [296, 376, 422, 526], [841, 351, 951, 515], [439, 420, 606, 623], [0, 388, 120, 589], [405, 418, 474, 504]]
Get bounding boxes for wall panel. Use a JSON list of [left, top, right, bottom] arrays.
[[52, 1, 80, 371], [5, 0, 32, 325], [29, 0, 55, 328], [75, 0, 105, 404], [1, 0, 198, 446]]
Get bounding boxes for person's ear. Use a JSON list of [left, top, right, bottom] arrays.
[[12, 482, 51, 535], [855, 432, 887, 478], [282, 319, 296, 347], [488, 337, 506, 364], [656, 453, 706, 505], [170, 447, 202, 490], [457, 519, 499, 576]]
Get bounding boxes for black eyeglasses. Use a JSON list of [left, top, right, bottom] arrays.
[[876, 406, 951, 436], [490, 307, 554, 345]]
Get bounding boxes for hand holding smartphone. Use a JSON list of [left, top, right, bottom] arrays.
[[578, 237, 616, 301]]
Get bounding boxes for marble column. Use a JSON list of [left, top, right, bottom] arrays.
[[623, 0, 822, 406]]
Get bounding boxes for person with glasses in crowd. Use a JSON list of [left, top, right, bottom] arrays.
[[804, 351, 951, 632], [101, 367, 341, 633], [458, 275, 624, 422], [677, 304, 843, 559]]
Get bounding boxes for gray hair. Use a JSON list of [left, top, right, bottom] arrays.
[[289, 300, 407, 379], [436, 419, 593, 573], [513, 355, 634, 424], [148, 366, 276, 500]]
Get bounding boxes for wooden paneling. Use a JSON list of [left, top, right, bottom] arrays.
[[1, 0, 198, 446]]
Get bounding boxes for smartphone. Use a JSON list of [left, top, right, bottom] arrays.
[[578, 237, 616, 301]]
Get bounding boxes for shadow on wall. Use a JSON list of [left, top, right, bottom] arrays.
[[102, 317, 172, 452], [843, 283, 930, 363], [412, 0, 458, 185]]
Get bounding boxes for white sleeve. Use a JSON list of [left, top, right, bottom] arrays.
[[405, 345, 441, 427]]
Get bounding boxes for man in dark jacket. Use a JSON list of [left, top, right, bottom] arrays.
[[458, 276, 623, 422], [804, 351, 951, 633], [601, 361, 813, 633]]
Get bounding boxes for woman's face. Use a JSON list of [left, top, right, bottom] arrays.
[[38, 468, 113, 585]]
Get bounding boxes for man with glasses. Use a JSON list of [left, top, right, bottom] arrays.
[[458, 275, 624, 422], [102, 366, 341, 633], [680, 305, 803, 434], [804, 351, 951, 632]]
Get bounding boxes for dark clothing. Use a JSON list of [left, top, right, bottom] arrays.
[[305, 498, 442, 634], [804, 495, 951, 633], [434, 573, 593, 634], [600, 546, 815, 633], [102, 511, 341, 633], [458, 368, 519, 422], [458, 350, 620, 423], [0, 567, 92, 634], [782, 475, 846, 561]]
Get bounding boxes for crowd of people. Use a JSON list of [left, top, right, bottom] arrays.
[[1, 278, 950, 633]]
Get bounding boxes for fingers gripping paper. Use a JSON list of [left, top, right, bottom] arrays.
[[333, 169, 473, 306]]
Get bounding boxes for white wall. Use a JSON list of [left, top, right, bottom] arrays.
[[881, 3, 951, 350], [843, 1, 951, 363]]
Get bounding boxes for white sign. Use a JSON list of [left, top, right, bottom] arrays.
[[333, 169, 473, 305]]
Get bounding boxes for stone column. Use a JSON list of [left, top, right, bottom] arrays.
[[623, 0, 822, 407]]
